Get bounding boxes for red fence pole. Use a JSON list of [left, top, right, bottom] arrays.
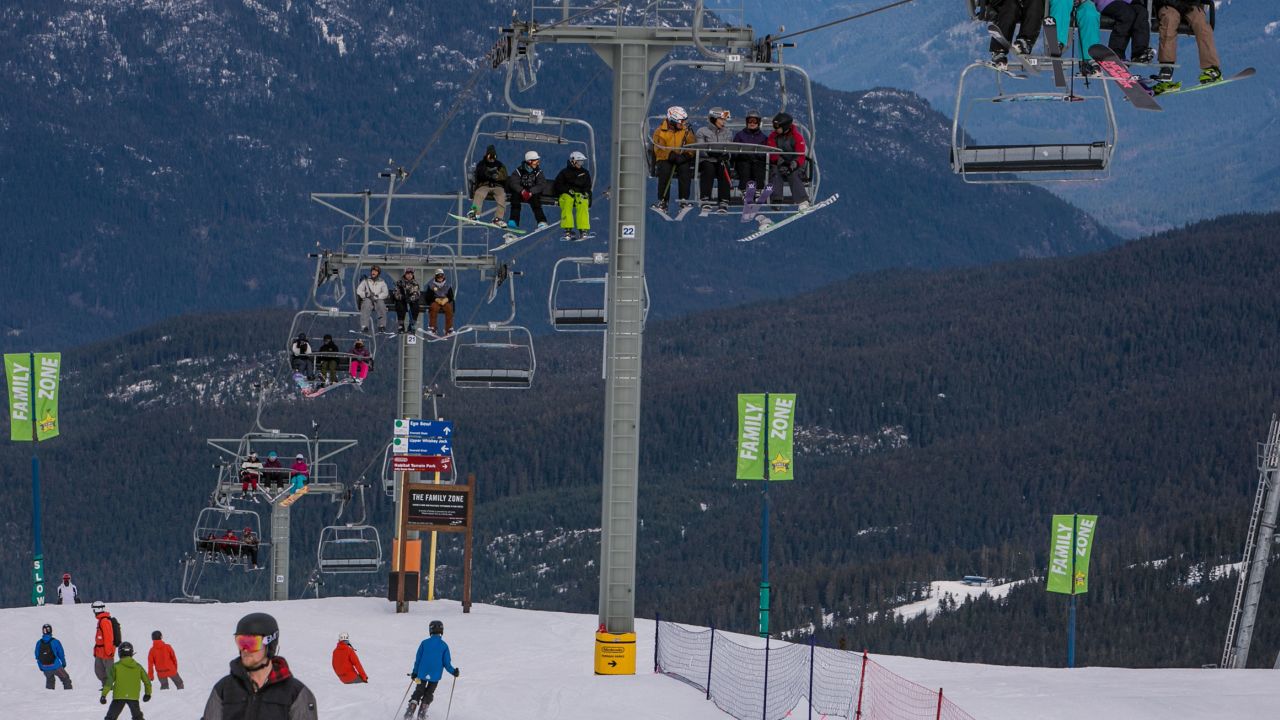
[[936, 688, 943, 720], [855, 650, 868, 720]]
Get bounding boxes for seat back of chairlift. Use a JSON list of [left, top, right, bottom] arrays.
[[464, 112, 597, 204], [317, 524, 383, 574], [193, 507, 264, 562], [548, 255, 649, 332], [450, 325, 536, 389], [286, 309, 376, 373]]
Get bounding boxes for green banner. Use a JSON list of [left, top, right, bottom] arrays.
[[767, 394, 796, 481], [736, 393, 766, 480], [5, 353, 32, 442], [32, 555, 45, 606], [1047, 514, 1099, 595], [33, 353, 60, 442]]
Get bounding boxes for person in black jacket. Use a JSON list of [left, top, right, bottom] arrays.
[[315, 334, 341, 386], [505, 150, 549, 230], [391, 269, 423, 333], [552, 151, 592, 240], [202, 612, 316, 720], [468, 145, 508, 226]]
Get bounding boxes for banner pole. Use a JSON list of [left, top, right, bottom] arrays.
[[30, 352, 44, 607], [1067, 514, 1078, 668], [759, 393, 771, 638]]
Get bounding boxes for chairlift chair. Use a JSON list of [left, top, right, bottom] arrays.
[[450, 323, 536, 389], [462, 112, 597, 218], [317, 524, 384, 574], [286, 309, 375, 380], [193, 506, 265, 569], [548, 254, 650, 332]]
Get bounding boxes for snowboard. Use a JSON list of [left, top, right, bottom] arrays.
[[988, 23, 1041, 75], [278, 485, 310, 507], [736, 193, 839, 243], [1152, 67, 1256, 97], [1042, 17, 1067, 88], [741, 183, 773, 223], [1089, 45, 1162, 111], [449, 212, 524, 235]]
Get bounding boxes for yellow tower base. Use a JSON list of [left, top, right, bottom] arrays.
[[594, 630, 636, 675]]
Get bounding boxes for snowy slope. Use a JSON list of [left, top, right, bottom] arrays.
[[4, 597, 1278, 720]]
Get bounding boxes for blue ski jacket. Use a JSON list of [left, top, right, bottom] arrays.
[[35, 634, 67, 671], [410, 636, 456, 683]]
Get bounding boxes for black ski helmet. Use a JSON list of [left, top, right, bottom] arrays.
[[42, 623, 52, 635], [235, 612, 281, 657], [118, 641, 135, 658], [429, 620, 444, 636], [772, 112, 794, 131], [152, 630, 162, 641]]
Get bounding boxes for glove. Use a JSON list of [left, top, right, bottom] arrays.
[[143, 694, 151, 703], [435, 297, 448, 306], [521, 190, 532, 201], [452, 668, 461, 678], [100, 696, 108, 705]]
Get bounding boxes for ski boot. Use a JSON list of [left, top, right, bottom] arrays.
[[717, 201, 729, 214], [1132, 48, 1155, 65], [536, 221, 548, 230], [506, 219, 518, 230], [465, 206, 479, 220], [492, 217, 505, 227], [1150, 64, 1179, 95], [1199, 66, 1222, 85], [563, 228, 575, 241], [417, 701, 430, 720], [1079, 60, 1101, 78], [990, 50, 1009, 70], [1012, 39, 1032, 57], [649, 200, 667, 212], [404, 700, 418, 720]]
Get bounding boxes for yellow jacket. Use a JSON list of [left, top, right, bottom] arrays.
[[652, 121, 695, 162]]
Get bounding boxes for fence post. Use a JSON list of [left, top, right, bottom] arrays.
[[762, 634, 771, 720], [854, 650, 868, 720], [706, 625, 715, 700], [936, 688, 943, 720], [808, 636, 816, 720], [654, 612, 661, 673]]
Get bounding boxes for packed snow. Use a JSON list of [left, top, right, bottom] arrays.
[[3, 597, 1277, 719]]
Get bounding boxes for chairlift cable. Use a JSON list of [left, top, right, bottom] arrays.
[[771, 0, 919, 43], [533, 0, 624, 35]]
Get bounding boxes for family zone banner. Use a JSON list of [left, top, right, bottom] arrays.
[[1047, 514, 1098, 595], [736, 393, 796, 481], [6, 353, 61, 442]]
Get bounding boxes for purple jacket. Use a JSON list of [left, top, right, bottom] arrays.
[[1094, 0, 1134, 11]]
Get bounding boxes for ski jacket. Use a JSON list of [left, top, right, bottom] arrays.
[[291, 339, 311, 358], [552, 163, 593, 202], [766, 128, 808, 168], [201, 656, 317, 720], [290, 460, 308, 477], [472, 157, 509, 188], [393, 279, 422, 307], [56, 581, 79, 604], [694, 123, 735, 160], [652, 121, 695, 162], [426, 278, 455, 304], [94, 612, 116, 659], [356, 275, 389, 301], [733, 127, 769, 147], [103, 657, 152, 701], [331, 641, 368, 683], [1093, 0, 1133, 10], [241, 458, 263, 480], [506, 163, 549, 197], [35, 633, 67, 671], [411, 635, 457, 683], [148, 639, 179, 679], [350, 344, 371, 361], [317, 339, 340, 357]]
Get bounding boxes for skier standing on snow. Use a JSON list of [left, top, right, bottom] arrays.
[[766, 113, 810, 210], [505, 151, 550, 230], [35, 623, 73, 690], [147, 630, 184, 690], [202, 612, 317, 720], [468, 144, 509, 226], [332, 633, 369, 684], [987, 0, 1044, 68], [695, 107, 735, 213], [552, 151, 593, 240], [356, 265, 390, 334], [732, 109, 769, 196], [100, 641, 151, 720], [92, 600, 119, 686], [1150, 0, 1222, 94], [405, 619, 460, 720], [56, 572, 80, 604]]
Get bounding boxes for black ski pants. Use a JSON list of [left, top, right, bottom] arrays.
[[104, 699, 143, 720], [698, 158, 732, 203], [990, 0, 1045, 52], [509, 194, 547, 226], [408, 681, 439, 710], [44, 668, 72, 689], [1103, 0, 1151, 57], [655, 157, 693, 203], [734, 157, 767, 191], [768, 164, 809, 205]]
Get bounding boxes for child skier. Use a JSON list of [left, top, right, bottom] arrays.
[[553, 151, 593, 240], [405, 620, 460, 720], [100, 642, 152, 720]]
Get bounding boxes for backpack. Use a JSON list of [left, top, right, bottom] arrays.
[[38, 639, 56, 666], [109, 616, 122, 648]]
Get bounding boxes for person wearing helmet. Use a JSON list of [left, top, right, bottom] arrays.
[[552, 150, 593, 240], [262, 451, 285, 492], [315, 333, 342, 386], [288, 453, 310, 497], [348, 338, 371, 384], [425, 269, 456, 337], [101, 641, 152, 718], [290, 332, 313, 379], [332, 632, 369, 684], [35, 622, 73, 689], [241, 526, 260, 568], [57, 572, 80, 605], [240, 450, 263, 495], [392, 268, 423, 334], [92, 601, 120, 685], [356, 264, 390, 334], [733, 109, 770, 199], [405, 620, 459, 720], [505, 150, 550, 230], [695, 107, 735, 213], [468, 144, 509, 226], [202, 613, 317, 720], [650, 105, 696, 212], [147, 630, 184, 690], [766, 112, 811, 210]]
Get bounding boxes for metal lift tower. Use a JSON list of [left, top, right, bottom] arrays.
[[1222, 414, 1280, 668]]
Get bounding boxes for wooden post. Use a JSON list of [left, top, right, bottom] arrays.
[[396, 470, 409, 613], [463, 472, 475, 613]]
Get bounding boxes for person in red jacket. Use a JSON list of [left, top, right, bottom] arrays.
[[147, 630, 184, 690], [765, 112, 810, 210], [331, 633, 368, 684], [92, 600, 116, 686]]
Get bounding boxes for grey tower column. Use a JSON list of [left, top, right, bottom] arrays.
[[393, 334, 424, 612], [270, 503, 291, 601]]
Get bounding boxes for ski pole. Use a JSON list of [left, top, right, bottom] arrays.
[[393, 677, 413, 720], [444, 675, 457, 720]]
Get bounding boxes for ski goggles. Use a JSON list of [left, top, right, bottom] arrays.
[[235, 633, 276, 652]]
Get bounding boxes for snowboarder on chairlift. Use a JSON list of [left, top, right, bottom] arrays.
[[469, 145, 509, 226], [56, 572, 80, 604], [732, 109, 769, 197], [765, 112, 810, 210], [988, 0, 1045, 68], [36, 623, 73, 690], [405, 620, 459, 720], [356, 265, 390, 334], [1093, 0, 1154, 64], [288, 454, 309, 495], [1150, 0, 1222, 94], [425, 269, 456, 337], [552, 151, 593, 240], [695, 107, 735, 213], [348, 340, 371, 384], [650, 105, 695, 211], [262, 451, 285, 491], [505, 150, 550, 230]]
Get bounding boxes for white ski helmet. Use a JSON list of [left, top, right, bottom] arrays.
[[708, 107, 728, 121], [569, 151, 587, 164], [666, 106, 688, 122], [524, 150, 541, 162], [338, 632, 349, 642]]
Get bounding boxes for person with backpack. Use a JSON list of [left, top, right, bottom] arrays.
[[56, 572, 80, 604], [147, 630, 184, 690], [201, 612, 317, 720], [100, 641, 152, 720], [93, 600, 121, 686], [35, 623, 72, 690], [405, 619, 460, 720], [331, 633, 369, 684]]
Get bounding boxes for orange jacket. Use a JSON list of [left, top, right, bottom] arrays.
[[147, 639, 179, 679], [93, 613, 114, 659], [331, 641, 367, 683]]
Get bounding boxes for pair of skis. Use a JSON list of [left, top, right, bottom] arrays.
[[651, 202, 696, 222]]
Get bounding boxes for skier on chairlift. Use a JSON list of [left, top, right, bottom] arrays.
[[766, 112, 810, 210], [650, 106, 696, 212], [1047, 0, 1102, 76], [506, 151, 550, 231], [469, 145, 509, 226], [289, 334, 313, 379], [392, 269, 422, 334], [348, 340, 371, 385], [356, 265, 389, 334], [553, 151, 593, 240], [425, 269, 456, 337], [732, 109, 769, 199], [987, 0, 1044, 68], [696, 107, 734, 214], [315, 334, 341, 386]]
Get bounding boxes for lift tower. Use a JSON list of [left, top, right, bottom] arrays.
[[501, 1, 756, 635], [1222, 414, 1280, 668]]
